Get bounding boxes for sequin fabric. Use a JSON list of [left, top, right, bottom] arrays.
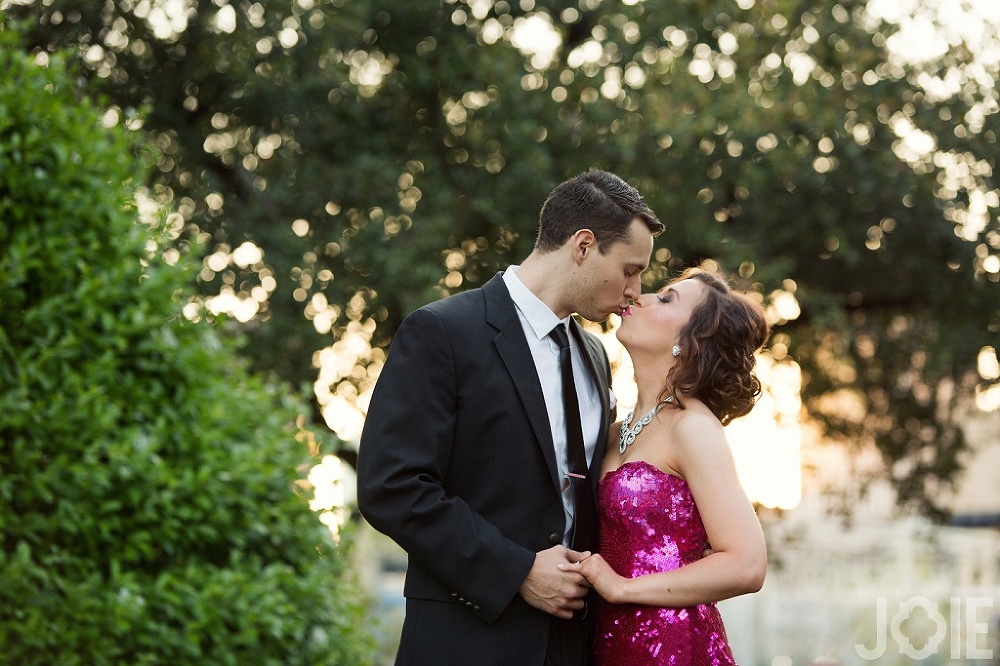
[[594, 461, 736, 666]]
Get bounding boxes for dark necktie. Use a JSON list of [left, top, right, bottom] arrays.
[[549, 323, 598, 551]]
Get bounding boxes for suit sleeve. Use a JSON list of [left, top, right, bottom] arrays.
[[356, 307, 536, 624]]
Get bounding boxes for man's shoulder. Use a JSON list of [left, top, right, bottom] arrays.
[[398, 286, 492, 336], [416, 274, 506, 318], [419, 284, 487, 317]]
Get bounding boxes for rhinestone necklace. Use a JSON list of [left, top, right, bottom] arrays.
[[618, 396, 674, 454]]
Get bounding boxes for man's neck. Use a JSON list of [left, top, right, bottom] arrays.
[[514, 252, 572, 319]]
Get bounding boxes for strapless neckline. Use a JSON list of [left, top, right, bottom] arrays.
[[600, 459, 684, 485]]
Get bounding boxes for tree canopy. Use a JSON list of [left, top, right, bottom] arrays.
[[7, 0, 999, 516]]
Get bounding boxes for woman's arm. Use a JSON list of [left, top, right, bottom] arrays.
[[574, 410, 766, 607]]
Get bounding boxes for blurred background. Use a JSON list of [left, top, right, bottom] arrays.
[[1, 0, 998, 663]]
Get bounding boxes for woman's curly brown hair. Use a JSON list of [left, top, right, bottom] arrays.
[[658, 267, 770, 425]]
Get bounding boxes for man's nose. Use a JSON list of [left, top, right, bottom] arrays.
[[624, 275, 642, 300]]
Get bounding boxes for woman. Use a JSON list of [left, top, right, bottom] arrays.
[[562, 267, 769, 665]]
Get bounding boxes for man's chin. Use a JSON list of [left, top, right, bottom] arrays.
[[578, 310, 613, 323]]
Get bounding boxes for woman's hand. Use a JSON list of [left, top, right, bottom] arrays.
[[560, 553, 627, 604]]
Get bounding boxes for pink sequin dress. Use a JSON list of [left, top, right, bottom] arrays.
[[594, 461, 737, 666]]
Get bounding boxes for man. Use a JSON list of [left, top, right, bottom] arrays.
[[357, 170, 663, 665]]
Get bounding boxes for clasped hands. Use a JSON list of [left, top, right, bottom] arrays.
[[518, 546, 621, 618], [520, 543, 717, 616]]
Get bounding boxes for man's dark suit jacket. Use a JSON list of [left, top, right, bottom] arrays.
[[357, 273, 613, 665]]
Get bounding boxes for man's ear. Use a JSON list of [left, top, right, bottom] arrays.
[[572, 229, 596, 262]]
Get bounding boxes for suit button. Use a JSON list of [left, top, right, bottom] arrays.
[[548, 533, 561, 545]]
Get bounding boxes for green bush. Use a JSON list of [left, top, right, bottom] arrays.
[[0, 25, 374, 665]]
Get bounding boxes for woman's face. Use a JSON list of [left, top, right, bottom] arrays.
[[616, 278, 707, 356]]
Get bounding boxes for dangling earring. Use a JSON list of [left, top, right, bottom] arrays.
[[671, 344, 681, 357]]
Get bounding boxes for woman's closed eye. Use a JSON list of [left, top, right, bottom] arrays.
[[656, 286, 679, 304]]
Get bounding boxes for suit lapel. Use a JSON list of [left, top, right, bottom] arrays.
[[569, 319, 611, 496], [484, 275, 562, 493]]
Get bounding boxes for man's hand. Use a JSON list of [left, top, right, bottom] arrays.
[[518, 546, 592, 619]]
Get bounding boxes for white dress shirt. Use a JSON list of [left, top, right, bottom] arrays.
[[502, 266, 602, 544]]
